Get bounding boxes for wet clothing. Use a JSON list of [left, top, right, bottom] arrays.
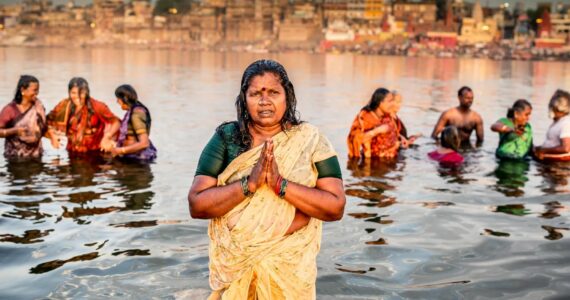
[[47, 98, 119, 153], [116, 105, 157, 162], [495, 118, 533, 160], [428, 150, 464, 165], [205, 123, 338, 299], [196, 122, 341, 179], [347, 109, 399, 158], [395, 116, 408, 139], [0, 100, 47, 158], [542, 115, 570, 149]]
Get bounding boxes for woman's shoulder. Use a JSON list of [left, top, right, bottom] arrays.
[[560, 115, 570, 125], [215, 121, 239, 139], [132, 106, 148, 114], [0, 101, 18, 117], [54, 98, 70, 106], [1, 101, 17, 111], [292, 122, 322, 135], [89, 98, 106, 106], [497, 117, 511, 124]]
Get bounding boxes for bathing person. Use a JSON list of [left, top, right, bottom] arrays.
[[108, 84, 157, 161], [188, 60, 346, 299], [431, 86, 484, 146], [428, 125, 464, 166], [347, 88, 400, 158], [534, 89, 570, 161], [0, 75, 49, 158], [47, 77, 120, 154], [490, 99, 533, 160]]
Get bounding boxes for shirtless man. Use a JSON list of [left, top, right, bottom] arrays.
[[431, 86, 484, 146]]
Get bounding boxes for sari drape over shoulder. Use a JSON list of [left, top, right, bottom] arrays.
[[47, 98, 118, 153], [0, 100, 47, 158], [347, 109, 399, 158], [208, 123, 337, 300], [116, 105, 157, 161]]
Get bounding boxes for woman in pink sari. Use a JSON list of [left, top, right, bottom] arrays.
[[0, 75, 51, 159]]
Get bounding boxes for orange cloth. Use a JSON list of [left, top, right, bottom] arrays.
[[47, 98, 118, 153], [347, 109, 400, 158]]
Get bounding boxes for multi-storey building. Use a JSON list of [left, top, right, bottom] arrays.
[[392, 0, 436, 24]]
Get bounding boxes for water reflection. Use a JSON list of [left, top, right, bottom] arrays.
[[0, 229, 54, 244], [541, 201, 568, 219], [491, 159, 530, 197], [493, 204, 531, 216], [345, 157, 402, 208], [30, 252, 99, 274], [481, 228, 510, 237], [541, 225, 570, 241], [345, 157, 402, 246], [536, 162, 570, 194], [111, 161, 155, 211], [5, 159, 45, 183]]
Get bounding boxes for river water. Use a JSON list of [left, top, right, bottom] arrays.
[[0, 48, 569, 299]]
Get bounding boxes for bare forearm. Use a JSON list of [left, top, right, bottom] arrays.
[[105, 121, 120, 139], [283, 182, 344, 221], [121, 141, 149, 154], [364, 125, 388, 139], [189, 181, 246, 219], [0, 127, 16, 137], [539, 145, 570, 154]]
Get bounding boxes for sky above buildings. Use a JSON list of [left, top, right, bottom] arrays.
[[0, 0, 558, 9]]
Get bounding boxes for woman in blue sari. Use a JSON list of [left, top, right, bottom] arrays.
[[108, 84, 157, 161]]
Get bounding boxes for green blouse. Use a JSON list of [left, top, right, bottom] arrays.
[[196, 123, 342, 179], [128, 107, 150, 137]]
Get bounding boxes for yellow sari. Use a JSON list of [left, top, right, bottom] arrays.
[[208, 123, 337, 299]]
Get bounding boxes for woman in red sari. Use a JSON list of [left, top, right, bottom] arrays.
[[347, 88, 400, 158], [47, 77, 119, 154]]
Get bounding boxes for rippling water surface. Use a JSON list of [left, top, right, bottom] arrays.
[[1, 48, 570, 299]]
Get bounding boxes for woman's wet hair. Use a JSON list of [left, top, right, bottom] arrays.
[[115, 84, 139, 107], [458, 86, 472, 97], [14, 75, 39, 104], [363, 88, 391, 112], [549, 89, 570, 117], [115, 84, 151, 126], [68, 77, 91, 101], [221, 59, 301, 151], [507, 99, 532, 119], [440, 126, 460, 152]]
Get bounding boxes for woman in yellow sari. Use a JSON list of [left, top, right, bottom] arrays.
[[188, 60, 346, 299]]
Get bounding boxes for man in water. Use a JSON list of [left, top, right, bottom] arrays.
[[431, 86, 484, 147]]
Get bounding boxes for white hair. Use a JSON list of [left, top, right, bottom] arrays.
[[549, 90, 570, 118]]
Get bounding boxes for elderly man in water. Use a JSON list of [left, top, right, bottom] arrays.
[[431, 86, 484, 147]]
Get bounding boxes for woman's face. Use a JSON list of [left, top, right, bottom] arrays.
[[378, 93, 395, 114], [69, 87, 87, 107], [392, 93, 402, 114], [514, 106, 532, 126], [246, 72, 287, 128], [21, 82, 39, 103], [117, 98, 129, 111]]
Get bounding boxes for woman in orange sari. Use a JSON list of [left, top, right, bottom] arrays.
[[347, 88, 400, 158], [47, 77, 120, 154]]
